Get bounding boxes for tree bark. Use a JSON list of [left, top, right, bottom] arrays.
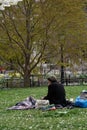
[[23, 70, 31, 87], [60, 43, 65, 84]]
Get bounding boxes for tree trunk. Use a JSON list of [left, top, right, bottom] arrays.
[[60, 43, 65, 84], [60, 65, 64, 84], [23, 70, 31, 87]]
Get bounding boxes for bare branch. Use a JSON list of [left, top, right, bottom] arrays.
[[8, 10, 25, 43]]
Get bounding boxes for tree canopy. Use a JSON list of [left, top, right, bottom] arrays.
[[0, 0, 87, 86]]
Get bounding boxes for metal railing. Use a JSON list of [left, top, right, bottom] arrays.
[[0, 76, 87, 88]]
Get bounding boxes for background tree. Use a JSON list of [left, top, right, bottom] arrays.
[[42, 0, 87, 83], [0, 0, 56, 86], [0, 0, 87, 86], [0, 1, 41, 86]]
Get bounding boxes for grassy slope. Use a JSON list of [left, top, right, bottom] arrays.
[[0, 86, 87, 130]]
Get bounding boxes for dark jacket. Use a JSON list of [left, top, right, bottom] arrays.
[[44, 82, 66, 106]]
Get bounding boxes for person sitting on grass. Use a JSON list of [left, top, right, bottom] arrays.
[[43, 76, 67, 108]]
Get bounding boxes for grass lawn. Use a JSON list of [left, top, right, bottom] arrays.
[[0, 86, 87, 130]]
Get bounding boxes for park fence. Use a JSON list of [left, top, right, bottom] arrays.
[[0, 75, 87, 88]]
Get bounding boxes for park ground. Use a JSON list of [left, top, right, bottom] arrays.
[[0, 86, 87, 130]]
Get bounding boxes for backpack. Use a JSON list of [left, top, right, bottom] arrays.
[[74, 90, 87, 108]]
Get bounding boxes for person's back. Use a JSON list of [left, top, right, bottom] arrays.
[[49, 82, 66, 105], [43, 76, 66, 106]]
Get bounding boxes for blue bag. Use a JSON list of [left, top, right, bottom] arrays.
[[74, 96, 87, 108]]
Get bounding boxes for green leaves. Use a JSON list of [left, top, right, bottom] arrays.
[[0, 0, 87, 86]]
